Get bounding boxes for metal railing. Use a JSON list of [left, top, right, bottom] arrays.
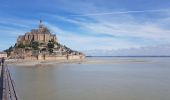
[[1, 63, 19, 100]]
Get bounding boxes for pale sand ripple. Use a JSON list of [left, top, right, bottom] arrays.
[[6, 58, 149, 67]]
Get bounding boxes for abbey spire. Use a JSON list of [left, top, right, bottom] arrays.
[[17, 20, 57, 45], [39, 19, 43, 28]]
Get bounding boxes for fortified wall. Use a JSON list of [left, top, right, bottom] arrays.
[[24, 55, 85, 61]]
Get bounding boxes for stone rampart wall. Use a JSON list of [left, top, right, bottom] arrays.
[[24, 55, 85, 61]]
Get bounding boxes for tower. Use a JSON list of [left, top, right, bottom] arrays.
[[39, 19, 43, 28]]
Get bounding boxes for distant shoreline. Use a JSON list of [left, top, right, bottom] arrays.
[[6, 56, 170, 67], [86, 56, 170, 58], [6, 59, 85, 67]]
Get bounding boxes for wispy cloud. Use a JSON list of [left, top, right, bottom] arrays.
[[84, 43, 170, 56], [1, 0, 170, 55], [45, 22, 141, 51], [45, 11, 170, 42], [71, 9, 170, 16]]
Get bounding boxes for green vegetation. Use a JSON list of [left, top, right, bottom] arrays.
[[5, 39, 82, 57], [48, 42, 54, 49], [16, 41, 39, 50], [17, 43, 25, 48], [48, 48, 53, 54], [48, 39, 55, 53], [31, 41, 39, 50], [4, 46, 13, 57]]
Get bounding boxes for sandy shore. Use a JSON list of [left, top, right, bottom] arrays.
[[6, 58, 149, 67], [84, 59, 148, 64], [6, 59, 86, 67]]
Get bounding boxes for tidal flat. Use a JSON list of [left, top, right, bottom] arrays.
[[9, 57, 170, 100]]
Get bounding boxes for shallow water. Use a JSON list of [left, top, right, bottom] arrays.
[[10, 57, 170, 100]]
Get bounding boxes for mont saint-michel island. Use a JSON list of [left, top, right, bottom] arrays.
[[5, 20, 85, 62], [1, 0, 170, 100]]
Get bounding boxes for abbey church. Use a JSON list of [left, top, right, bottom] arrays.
[[17, 20, 57, 45]]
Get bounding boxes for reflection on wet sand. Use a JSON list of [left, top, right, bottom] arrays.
[[9, 57, 170, 100]]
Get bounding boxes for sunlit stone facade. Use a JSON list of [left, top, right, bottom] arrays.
[[17, 20, 57, 45]]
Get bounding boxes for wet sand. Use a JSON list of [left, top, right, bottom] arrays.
[[7, 57, 148, 67], [9, 57, 170, 100]]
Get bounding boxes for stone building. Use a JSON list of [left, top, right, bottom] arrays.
[[17, 20, 57, 45], [0, 52, 7, 58]]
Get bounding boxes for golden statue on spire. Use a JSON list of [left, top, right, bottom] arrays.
[[40, 19, 42, 24], [39, 19, 43, 28]]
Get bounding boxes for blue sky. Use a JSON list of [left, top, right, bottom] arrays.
[[1, 0, 170, 55]]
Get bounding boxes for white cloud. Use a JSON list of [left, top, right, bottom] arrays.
[[0, 17, 38, 28], [84, 44, 170, 56], [45, 22, 141, 51], [72, 9, 170, 16], [1, 3, 170, 55], [41, 9, 170, 55], [45, 11, 170, 43]]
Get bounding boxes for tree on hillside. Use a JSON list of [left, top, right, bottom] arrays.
[[48, 42, 54, 49], [48, 48, 53, 54], [17, 43, 25, 48], [4, 46, 13, 56], [48, 40, 55, 54], [31, 41, 39, 50]]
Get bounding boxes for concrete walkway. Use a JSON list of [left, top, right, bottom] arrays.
[[0, 65, 3, 100], [0, 64, 19, 100]]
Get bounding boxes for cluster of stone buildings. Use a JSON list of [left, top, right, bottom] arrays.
[[17, 20, 57, 45], [10, 20, 85, 60], [0, 52, 7, 58]]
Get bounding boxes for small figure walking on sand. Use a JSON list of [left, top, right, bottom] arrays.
[[0, 58, 1, 66], [1, 57, 5, 66]]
